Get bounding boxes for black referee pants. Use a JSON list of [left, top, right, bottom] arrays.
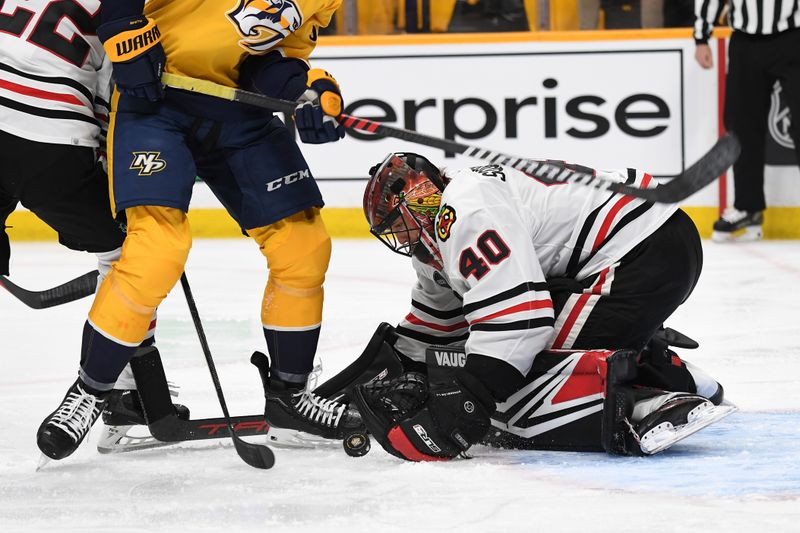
[[725, 28, 800, 212]]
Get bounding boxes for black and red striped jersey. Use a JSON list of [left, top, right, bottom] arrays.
[[394, 163, 679, 377], [0, 0, 109, 147]]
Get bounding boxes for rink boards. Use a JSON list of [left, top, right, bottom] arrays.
[[9, 29, 800, 240]]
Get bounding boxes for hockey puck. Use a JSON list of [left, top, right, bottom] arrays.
[[343, 432, 370, 457]]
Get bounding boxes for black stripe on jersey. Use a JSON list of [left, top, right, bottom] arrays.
[[574, 201, 655, 274], [94, 96, 110, 111], [0, 62, 94, 103], [396, 325, 469, 345], [741, 0, 750, 30], [411, 300, 463, 320], [698, 0, 713, 38], [0, 94, 98, 125], [565, 195, 615, 278], [791, 0, 799, 30], [470, 317, 554, 332], [461, 281, 549, 316], [774, 0, 783, 33]]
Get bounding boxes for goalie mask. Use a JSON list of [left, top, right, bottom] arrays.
[[363, 153, 446, 270]]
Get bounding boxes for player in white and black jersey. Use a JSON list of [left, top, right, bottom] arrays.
[[351, 152, 731, 461], [0, 0, 122, 278], [0, 0, 185, 456]]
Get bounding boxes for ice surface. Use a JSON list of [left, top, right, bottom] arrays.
[[1, 239, 798, 532]]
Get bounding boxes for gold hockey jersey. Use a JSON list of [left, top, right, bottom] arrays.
[[144, 0, 341, 87]]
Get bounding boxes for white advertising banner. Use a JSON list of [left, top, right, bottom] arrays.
[[298, 36, 724, 208]]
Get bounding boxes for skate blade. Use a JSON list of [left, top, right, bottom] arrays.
[[640, 402, 738, 455], [96, 425, 172, 454], [36, 454, 51, 471], [711, 227, 762, 243], [266, 427, 338, 449]]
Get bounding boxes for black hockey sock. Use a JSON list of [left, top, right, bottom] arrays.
[[79, 321, 138, 392], [263, 326, 320, 384]]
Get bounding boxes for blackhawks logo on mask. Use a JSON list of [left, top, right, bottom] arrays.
[[436, 204, 457, 241]]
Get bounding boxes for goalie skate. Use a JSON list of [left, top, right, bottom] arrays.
[[631, 395, 738, 455]]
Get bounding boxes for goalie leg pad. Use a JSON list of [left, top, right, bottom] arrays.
[[314, 322, 405, 400]]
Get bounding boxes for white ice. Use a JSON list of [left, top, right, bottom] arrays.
[[1, 239, 799, 532]]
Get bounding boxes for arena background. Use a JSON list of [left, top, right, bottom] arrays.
[[8, 28, 799, 243]]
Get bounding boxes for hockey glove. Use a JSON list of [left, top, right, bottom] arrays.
[[294, 69, 345, 144], [98, 16, 166, 102], [354, 370, 495, 461]]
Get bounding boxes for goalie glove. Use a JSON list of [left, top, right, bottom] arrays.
[[294, 69, 346, 144], [98, 16, 166, 102], [354, 370, 495, 461]]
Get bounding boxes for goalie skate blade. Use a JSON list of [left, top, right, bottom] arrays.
[[36, 454, 51, 472], [640, 403, 738, 455], [266, 426, 340, 449]]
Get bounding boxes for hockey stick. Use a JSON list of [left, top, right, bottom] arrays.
[[179, 273, 275, 469], [0, 270, 98, 309], [161, 72, 740, 204]]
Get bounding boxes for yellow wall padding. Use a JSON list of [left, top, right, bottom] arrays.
[[550, 0, 580, 31], [350, 0, 401, 35], [430, 0, 457, 32], [524, 0, 539, 31]]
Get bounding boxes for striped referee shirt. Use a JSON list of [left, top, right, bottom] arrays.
[[695, 0, 800, 42]]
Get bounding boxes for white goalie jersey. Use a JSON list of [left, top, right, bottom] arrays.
[[0, 0, 110, 147], [394, 163, 680, 377]]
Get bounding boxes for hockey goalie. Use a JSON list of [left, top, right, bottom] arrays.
[[329, 152, 736, 461]]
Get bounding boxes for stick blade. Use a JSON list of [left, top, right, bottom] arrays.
[[0, 270, 98, 309], [233, 437, 276, 469]]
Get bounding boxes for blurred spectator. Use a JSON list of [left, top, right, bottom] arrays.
[[663, 0, 693, 27], [581, 0, 676, 30], [448, 0, 530, 32]]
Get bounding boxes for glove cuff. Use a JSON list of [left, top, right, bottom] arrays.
[[99, 16, 161, 63]]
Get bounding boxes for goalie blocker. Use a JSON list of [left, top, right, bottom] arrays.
[[320, 323, 736, 456]]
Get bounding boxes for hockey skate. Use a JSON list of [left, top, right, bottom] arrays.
[[623, 390, 738, 455], [711, 208, 763, 242], [251, 352, 366, 446], [96, 388, 190, 454], [37, 378, 109, 460]]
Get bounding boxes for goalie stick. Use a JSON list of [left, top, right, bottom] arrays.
[[160, 72, 740, 204], [0, 270, 98, 309]]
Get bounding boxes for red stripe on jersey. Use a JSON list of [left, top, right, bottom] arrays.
[[366, 120, 379, 132], [469, 299, 553, 325], [591, 172, 652, 251], [0, 79, 83, 106], [387, 426, 449, 462], [552, 293, 591, 349], [592, 196, 635, 250], [590, 267, 609, 295], [404, 313, 468, 332]]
